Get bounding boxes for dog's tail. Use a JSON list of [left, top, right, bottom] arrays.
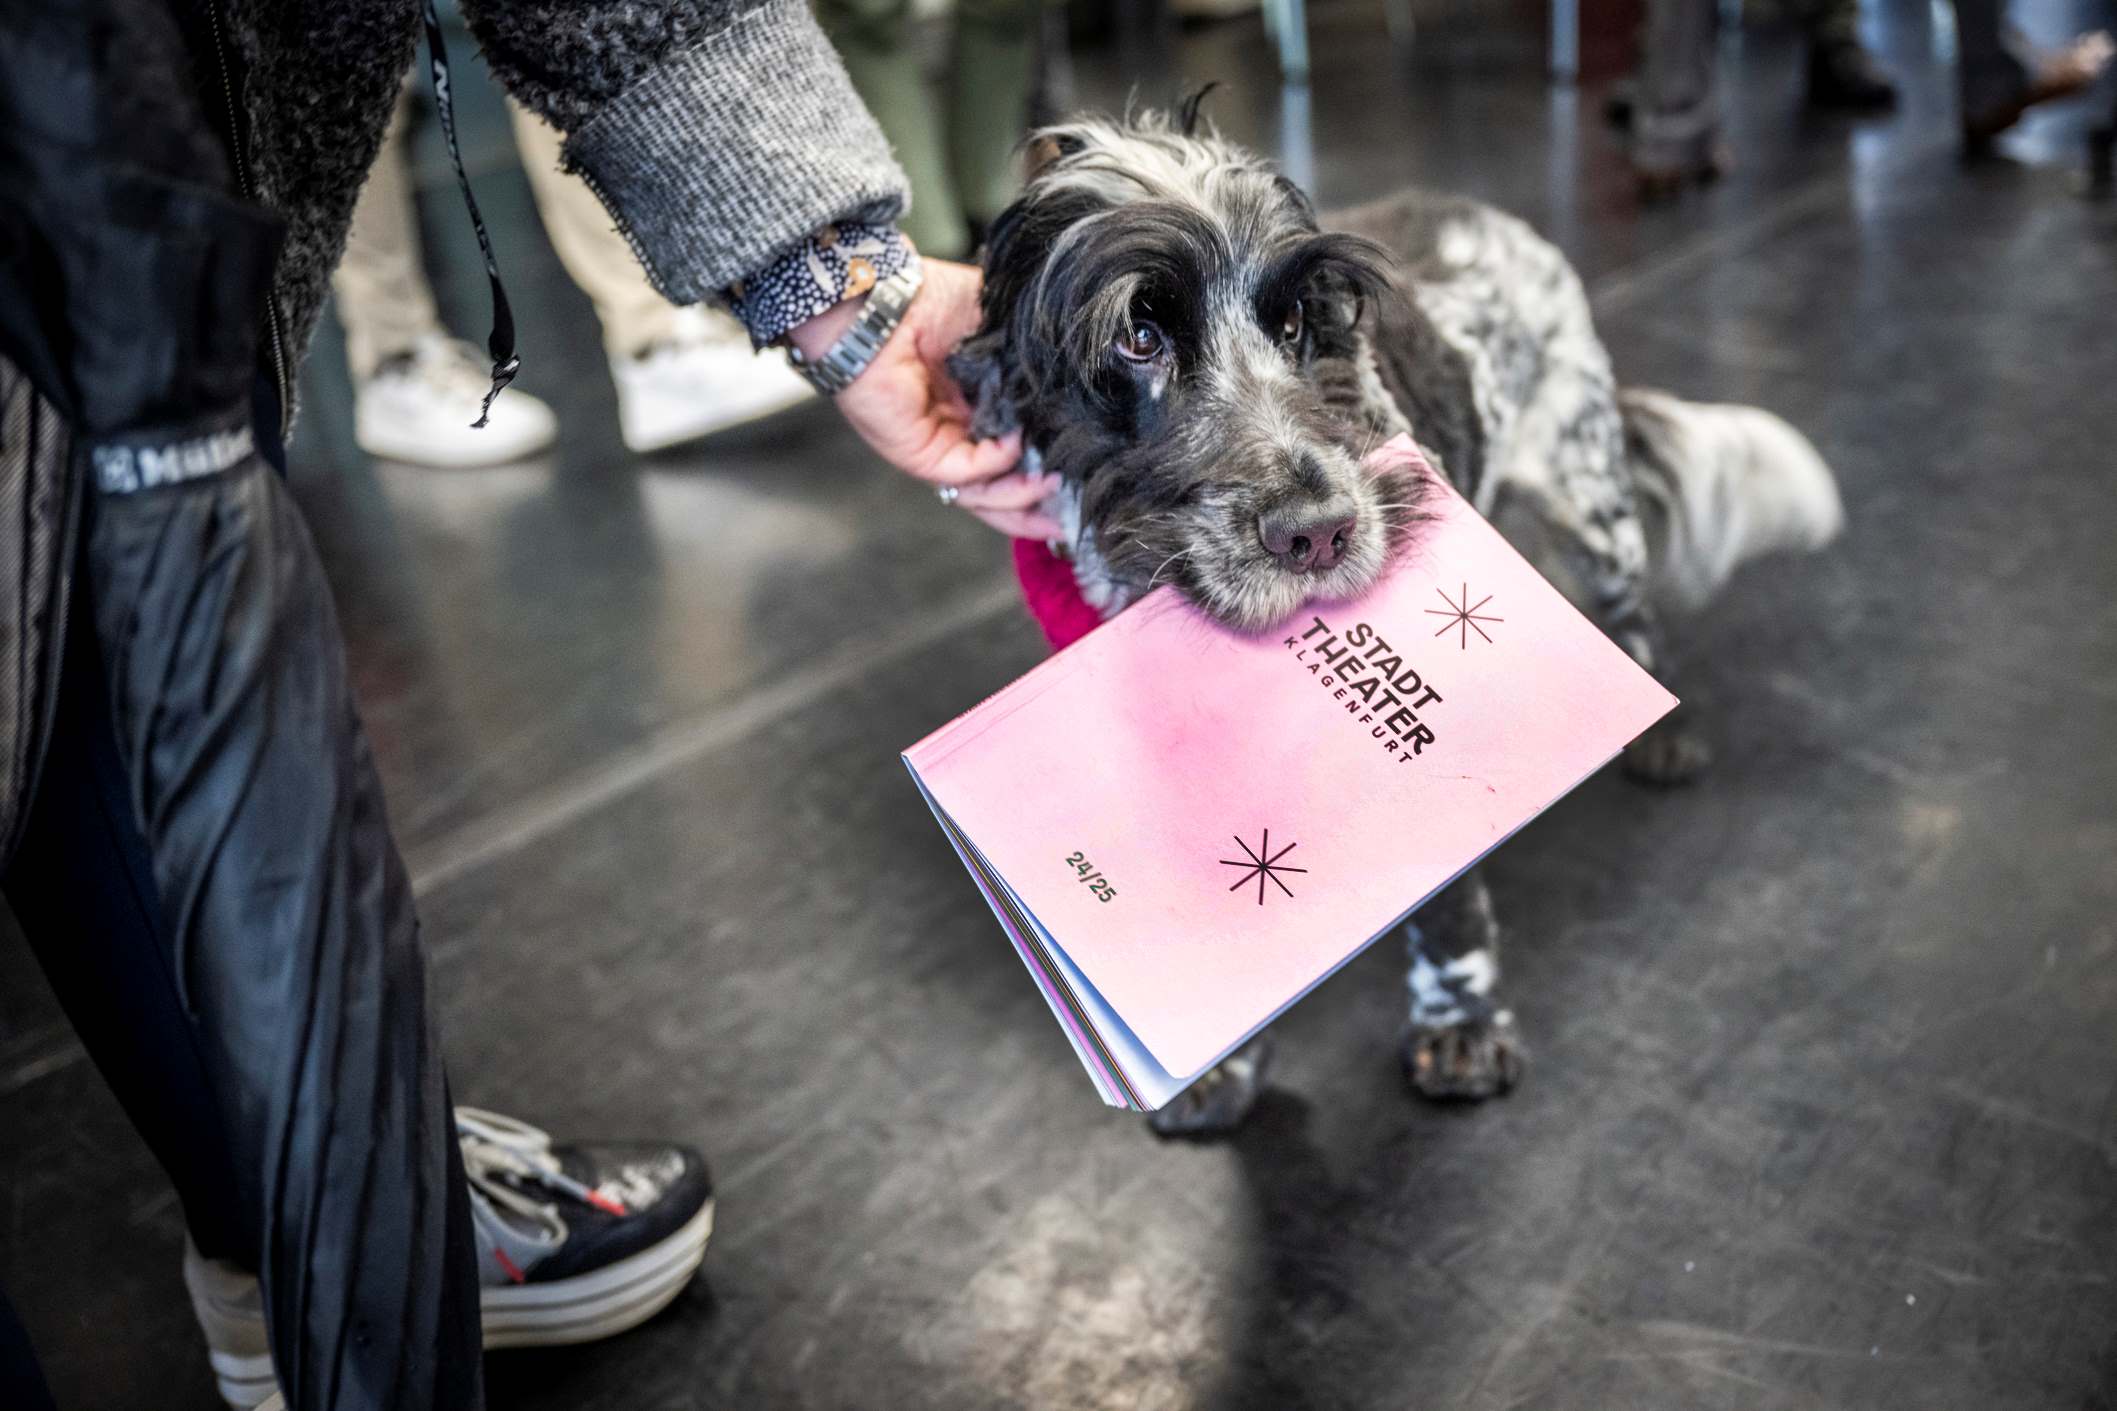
[[1620, 388, 1844, 613]]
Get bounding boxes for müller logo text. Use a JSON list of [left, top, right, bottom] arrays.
[[1285, 616, 1443, 764]]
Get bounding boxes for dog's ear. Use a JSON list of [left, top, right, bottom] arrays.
[[951, 191, 1045, 439], [946, 329, 1022, 442], [1305, 326, 1414, 447], [1261, 231, 1399, 342], [1023, 129, 1086, 182]]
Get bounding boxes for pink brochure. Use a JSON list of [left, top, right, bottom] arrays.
[[903, 436, 1676, 1110]]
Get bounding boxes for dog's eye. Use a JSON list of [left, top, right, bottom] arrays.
[[1115, 320, 1165, 363], [1279, 301, 1305, 345]]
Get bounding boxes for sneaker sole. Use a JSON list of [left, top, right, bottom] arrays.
[[353, 429, 559, 468], [203, 1198, 714, 1408], [208, 1348, 280, 1410], [481, 1195, 715, 1348]]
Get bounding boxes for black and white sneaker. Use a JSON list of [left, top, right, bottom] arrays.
[[456, 1106, 714, 1347], [184, 1106, 714, 1408]]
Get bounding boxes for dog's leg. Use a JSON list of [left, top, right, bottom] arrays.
[[1452, 214, 1712, 785], [1486, 477, 1711, 787], [1562, 549, 1713, 786], [1400, 868, 1525, 1101], [1146, 1031, 1276, 1139], [1606, 593, 1713, 786], [1574, 520, 1712, 785], [1564, 527, 1710, 785]]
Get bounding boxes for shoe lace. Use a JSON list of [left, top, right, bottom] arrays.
[[457, 1107, 629, 1222]]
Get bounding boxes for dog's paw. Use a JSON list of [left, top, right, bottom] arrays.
[[1147, 1032, 1275, 1138], [1400, 1015, 1525, 1102], [1622, 718, 1713, 786]]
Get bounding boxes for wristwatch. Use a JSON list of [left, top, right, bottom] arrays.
[[784, 264, 925, 395]]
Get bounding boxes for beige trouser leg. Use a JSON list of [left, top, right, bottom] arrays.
[[333, 82, 447, 382], [507, 101, 700, 361]]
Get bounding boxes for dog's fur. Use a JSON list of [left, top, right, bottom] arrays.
[[951, 108, 1843, 1128]]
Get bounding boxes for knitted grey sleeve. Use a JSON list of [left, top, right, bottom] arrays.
[[459, 0, 909, 303]]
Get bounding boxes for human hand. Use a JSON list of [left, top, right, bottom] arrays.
[[789, 257, 1060, 540]]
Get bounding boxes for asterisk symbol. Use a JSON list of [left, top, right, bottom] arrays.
[[1219, 829, 1308, 905], [1425, 582, 1502, 649]]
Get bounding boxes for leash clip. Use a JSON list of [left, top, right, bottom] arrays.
[[473, 354, 521, 429]]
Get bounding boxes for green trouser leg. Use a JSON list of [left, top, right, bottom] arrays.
[[948, 0, 1043, 231], [816, 0, 970, 257]]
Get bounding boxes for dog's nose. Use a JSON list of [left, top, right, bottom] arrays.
[[1259, 501, 1358, 574]]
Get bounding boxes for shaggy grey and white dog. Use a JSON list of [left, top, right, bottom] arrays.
[[950, 106, 1843, 1133]]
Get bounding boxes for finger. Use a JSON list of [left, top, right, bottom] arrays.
[[966, 505, 1066, 540], [918, 427, 1023, 485], [952, 470, 1059, 512]]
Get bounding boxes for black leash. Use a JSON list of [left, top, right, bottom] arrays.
[[420, 0, 518, 428]]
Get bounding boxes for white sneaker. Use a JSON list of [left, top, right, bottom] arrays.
[[353, 334, 559, 468], [611, 308, 815, 454], [182, 1236, 276, 1410]]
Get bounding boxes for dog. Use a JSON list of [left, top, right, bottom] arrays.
[[949, 102, 1843, 1134]]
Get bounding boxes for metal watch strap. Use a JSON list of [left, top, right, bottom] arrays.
[[785, 265, 925, 395]]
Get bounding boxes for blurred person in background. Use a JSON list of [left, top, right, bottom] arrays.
[[816, 0, 1045, 257], [338, 81, 815, 463], [1951, 4, 2113, 152], [1627, 0, 1897, 194], [1630, 0, 2109, 191], [1801, 0, 1901, 107], [0, 0, 1048, 1406]]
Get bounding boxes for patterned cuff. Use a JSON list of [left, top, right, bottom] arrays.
[[728, 222, 918, 348]]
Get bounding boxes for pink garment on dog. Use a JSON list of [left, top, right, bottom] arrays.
[[1012, 537, 1105, 650], [909, 436, 1676, 1109]]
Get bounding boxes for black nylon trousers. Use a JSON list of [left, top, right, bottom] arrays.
[[3, 0, 483, 1398], [4, 438, 484, 1409]]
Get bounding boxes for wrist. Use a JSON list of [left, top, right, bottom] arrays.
[[781, 264, 924, 394], [727, 222, 918, 349], [787, 296, 869, 362]]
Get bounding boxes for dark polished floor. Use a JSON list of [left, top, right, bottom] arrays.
[[7, 1, 2117, 1407]]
